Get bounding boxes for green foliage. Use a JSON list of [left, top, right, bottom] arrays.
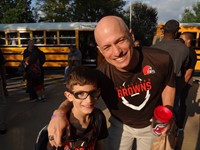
[[71, 0, 125, 22], [124, 2, 158, 46], [181, 2, 200, 22], [0, 0, 157, 40], [33, 0, 72, 22], [0, 0, 34, 23], [34, 0, 125, 22]]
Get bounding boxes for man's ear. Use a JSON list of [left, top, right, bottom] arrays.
[[129, 29, 135, 41], [64, 91, 73, 102], [97, 46, 103, 55]]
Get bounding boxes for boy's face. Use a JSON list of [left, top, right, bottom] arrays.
[[64, 84, 100, 115]]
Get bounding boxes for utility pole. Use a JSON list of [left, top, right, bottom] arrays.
[[129, 0, 132, 28]]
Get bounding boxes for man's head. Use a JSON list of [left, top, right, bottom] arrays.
[[64, 66, 100, 115], [134, 40, 141, 47], [27, 40, 35, 51], [69, 45, 76, 53], [94, 16, 138, 72], [180, 32, 194, 47], [163, 19, 180, 34]]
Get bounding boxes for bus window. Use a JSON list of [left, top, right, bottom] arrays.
[[190, 32, 197, 47], [60, 31, 75, 45], [0, 22, 98, 68], [46, 31, 57, 44], [20, 32, 30, 45], [0, 32, 5, 45], [7, 32, 18, 45], [197, 38, 200, 49], [33, 31, 44, 44]]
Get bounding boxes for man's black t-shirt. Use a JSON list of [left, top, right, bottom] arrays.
[[97, 47, 175, 128], [187, 46, 197, 70]]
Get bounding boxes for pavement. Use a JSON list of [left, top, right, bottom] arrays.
[[0, 70, 199, 150]]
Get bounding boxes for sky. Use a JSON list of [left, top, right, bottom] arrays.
[[125, 0, 199, 23], [31, 0, 198, 23]]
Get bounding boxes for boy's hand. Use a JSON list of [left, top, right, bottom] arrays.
[[47, 110, 70, 147]]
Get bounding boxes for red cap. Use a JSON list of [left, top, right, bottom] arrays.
[[154, 106, 173, 123]]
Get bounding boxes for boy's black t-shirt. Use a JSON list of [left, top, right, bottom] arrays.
[[97, 47, 175, 128], [35, 108, 108, 150], [63, 108, 108, 149]]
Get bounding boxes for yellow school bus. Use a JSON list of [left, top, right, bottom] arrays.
[[0, 22, 97, 68], [153, 23, 200, 71]]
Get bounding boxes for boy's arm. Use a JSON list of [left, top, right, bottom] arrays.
[[47, 99, 72, 147]]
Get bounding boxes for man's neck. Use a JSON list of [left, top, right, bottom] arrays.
[[163, 34, 175, 40]]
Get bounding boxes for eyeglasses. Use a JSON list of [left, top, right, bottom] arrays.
[[70, 89, 101, 100]]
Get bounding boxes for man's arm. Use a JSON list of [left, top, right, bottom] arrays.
[[161, 85, 176, 135], [184, 68, 193, 83], [47, 99, 72, 147], [161, 85, 175, 107]]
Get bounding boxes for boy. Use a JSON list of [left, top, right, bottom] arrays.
[[35, 66, 108, 150]]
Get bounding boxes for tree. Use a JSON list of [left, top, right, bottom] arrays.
[[0, 0, 34, 23], [181, 2, 200, 22], [33, 0, 72, 22], [0, 0, 15, 22], [34, 0, 125, 22], [71, 0, 125, 22], [124, 2, 158, 46]]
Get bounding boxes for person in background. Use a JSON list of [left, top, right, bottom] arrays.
[[178, 32, 197, 130], [133, 40, 141, 47], [152, 20, 190, 134], [88, 41, 98, 59], [64, 45, 82, 80], [35, 66, 108, 150], [152, 19, 189, 78], [47, 16, 176, 150], [23, 40, 46, 101], [130, 29, 141, 48], [180, 32, 197, 84], [0, 50, 8, 96], [0, 50, 7, 134]]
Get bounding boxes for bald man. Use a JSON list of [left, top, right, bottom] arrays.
[[177, 32, 197, 130], [180, 32, 197, 83], [47, 16, 176, 150]]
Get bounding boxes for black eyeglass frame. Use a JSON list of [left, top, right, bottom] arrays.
[[69, 89, 101, 100]]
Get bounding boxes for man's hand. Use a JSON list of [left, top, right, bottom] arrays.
[[161, 117, 176, 136], [150, 105, 176, 136], [47, 110, 70, 147]]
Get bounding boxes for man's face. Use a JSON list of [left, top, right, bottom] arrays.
[[70, 46, 75, 53], [180, 35, 189, 47], [96, 25, 133, 72], [28, 40, 35, 51]]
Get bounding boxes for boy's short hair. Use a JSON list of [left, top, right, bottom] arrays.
[[66, 66, 98, 92]]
